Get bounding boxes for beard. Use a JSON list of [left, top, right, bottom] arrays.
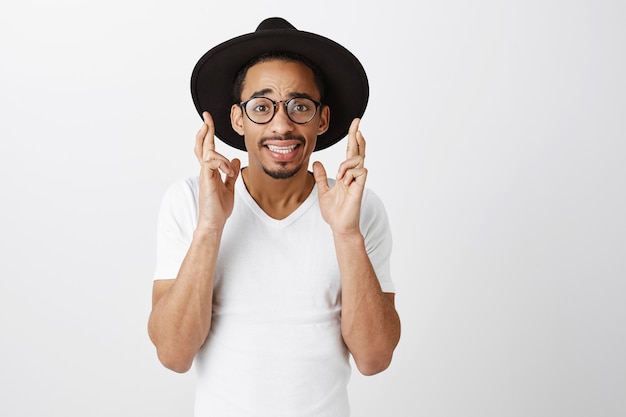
[[258, 134, 307, 180], [262, 162, 304, 179]]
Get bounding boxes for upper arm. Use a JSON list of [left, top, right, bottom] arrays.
[[385, 292, 395, 306]]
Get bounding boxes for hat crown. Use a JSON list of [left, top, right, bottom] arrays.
[[256, 17, 296, 31]]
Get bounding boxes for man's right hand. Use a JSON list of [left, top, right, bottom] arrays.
[[194, 111, 241, 232]]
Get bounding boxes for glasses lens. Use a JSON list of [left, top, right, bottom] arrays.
[[245, 97, 274, 124], [286, 98, 317, 124], [243, 97, 319, 124]]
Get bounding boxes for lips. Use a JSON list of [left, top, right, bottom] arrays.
[[260, 136, 305, 160]]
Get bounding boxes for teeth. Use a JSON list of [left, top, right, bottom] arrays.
[[267, 144, 297, 154]]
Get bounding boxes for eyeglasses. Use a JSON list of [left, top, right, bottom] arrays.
[[239, 96, 321, 125]]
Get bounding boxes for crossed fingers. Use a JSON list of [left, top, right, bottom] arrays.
[[337, 118, 367, 185], [195, 111, 236, 178]]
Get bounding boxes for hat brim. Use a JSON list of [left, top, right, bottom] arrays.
[[190, 26, 368, 151]]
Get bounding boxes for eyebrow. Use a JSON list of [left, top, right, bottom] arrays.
[[247, 89, 317, 101]]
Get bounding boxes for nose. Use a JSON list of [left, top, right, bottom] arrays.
[[269, 101, 294, 134]]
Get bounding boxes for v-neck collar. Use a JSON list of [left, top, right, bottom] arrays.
[[235, 175, 319, 229]]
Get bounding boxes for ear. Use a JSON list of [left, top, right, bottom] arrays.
[[230, 104, 245, 135], [317, 105, 330, 135]]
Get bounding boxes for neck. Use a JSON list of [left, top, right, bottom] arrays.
[[241, 165, 315, 220]]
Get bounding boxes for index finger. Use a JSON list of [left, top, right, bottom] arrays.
[[346, 118, 365, 159], [202, 111, 216, 155]]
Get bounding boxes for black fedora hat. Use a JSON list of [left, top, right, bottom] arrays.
[[190, 17, 369, 151]]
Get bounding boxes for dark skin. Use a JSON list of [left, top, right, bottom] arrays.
[[148, 59, 400, 375]]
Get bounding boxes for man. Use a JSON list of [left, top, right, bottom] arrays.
[[148, 17, 400, 416]]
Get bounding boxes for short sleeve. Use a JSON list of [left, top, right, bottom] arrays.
[[360, 188, 395, 293], [152, 177, 200, 280]]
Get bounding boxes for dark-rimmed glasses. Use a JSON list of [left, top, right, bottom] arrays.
[[239, 96, 321, 125]]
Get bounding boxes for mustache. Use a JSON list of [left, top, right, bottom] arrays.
[[259, 135, 306, 146]]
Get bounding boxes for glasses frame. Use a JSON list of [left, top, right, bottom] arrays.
[[239, 96, 322, 125]]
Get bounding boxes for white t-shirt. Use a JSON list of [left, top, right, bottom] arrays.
[[154, 175, 394, 417]]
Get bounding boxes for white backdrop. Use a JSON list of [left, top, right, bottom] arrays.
[[1, 1, 624, 416]]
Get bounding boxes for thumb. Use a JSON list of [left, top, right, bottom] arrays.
[[312, 161, 330, 193]]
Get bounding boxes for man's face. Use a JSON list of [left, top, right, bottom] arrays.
[[230, 59, 329, 180]]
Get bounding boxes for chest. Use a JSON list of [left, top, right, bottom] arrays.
[[213, 201, 341, 317]]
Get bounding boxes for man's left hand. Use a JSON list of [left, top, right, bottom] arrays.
[[313, 118, 367, 235]]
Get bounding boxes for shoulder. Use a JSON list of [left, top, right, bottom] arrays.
[[161, 176, 199, 203], [165, 176, 199, 195], [361, 187, 388, 218], [158, 176, 200, 219], [359, 186, 392, 239]]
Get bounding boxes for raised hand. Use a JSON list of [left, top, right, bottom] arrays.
[[194, 111, 241, 232], [313, 118, 367, 235]]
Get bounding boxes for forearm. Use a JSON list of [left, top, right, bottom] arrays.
[[148, 229, 222, 373], [335, 232, 401, 376]]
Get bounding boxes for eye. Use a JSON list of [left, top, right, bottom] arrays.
[[292, 103, 309, 112], [289, 98, 313, 113], [252, 104, 270, 113], [247, 98, 273, 114]]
